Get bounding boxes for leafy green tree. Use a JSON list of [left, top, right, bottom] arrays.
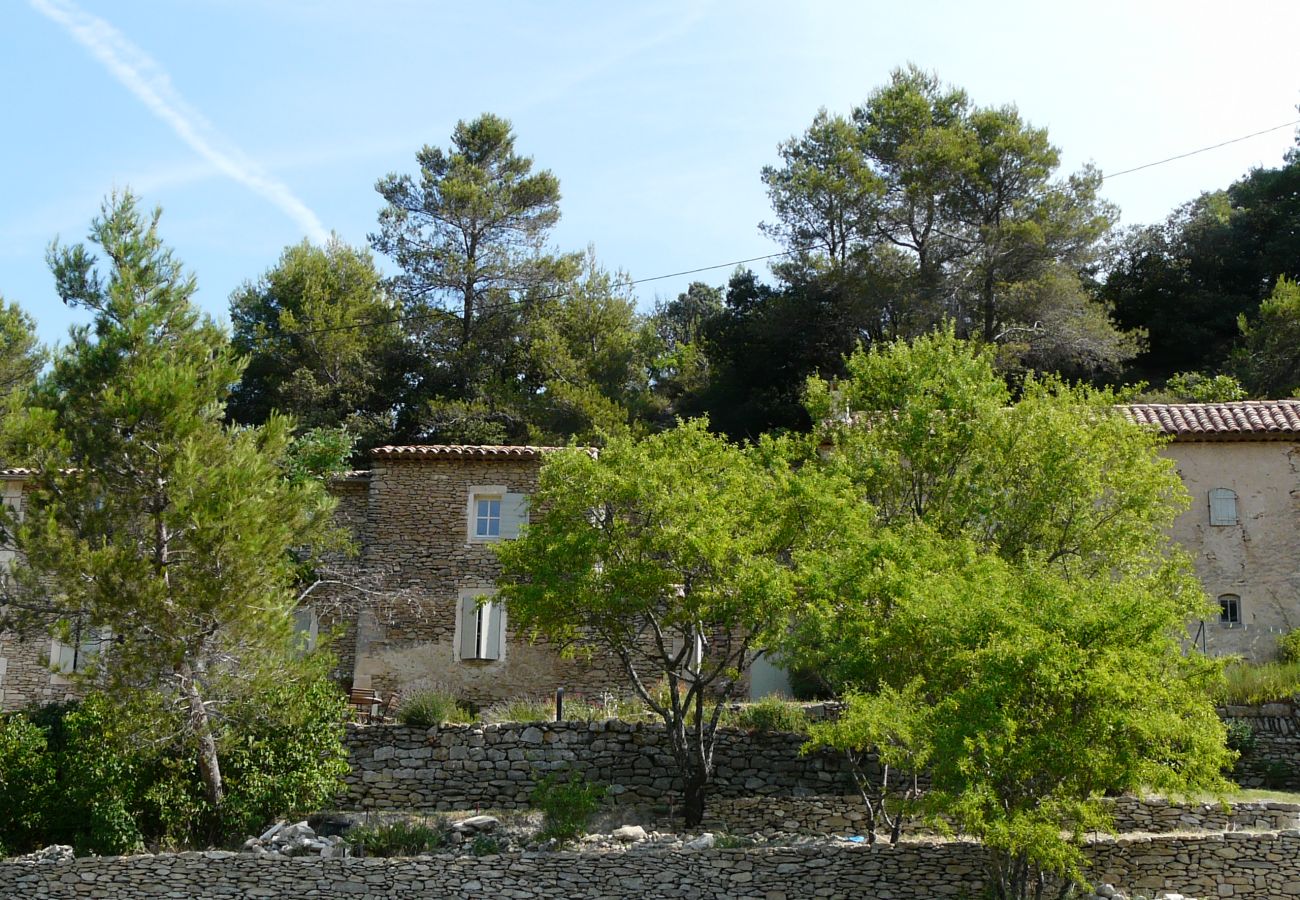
[[760, 109, 881, 267], [520, 250, 655, 443], [646, 281, 723, 420], [1232, 276, 1300, 398], [1106, 143, 1300, 382], [0, 299, 46, 437], [759, 66, 1131, 378], [1139, 370, 1247, 404], [803, 329, 1186, 577], [228, 239, 412, 452], [372, 113, 578, 441], [800, 531, 1229, 898], [2, 194, 346, 836], [494, 421, 805, 826], [789, 332, 1230, 896]]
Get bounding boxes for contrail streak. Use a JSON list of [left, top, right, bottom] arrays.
[[28, 0, 330, 244]]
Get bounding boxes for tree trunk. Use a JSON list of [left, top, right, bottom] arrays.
[[683, 768, 707, 828], [181, 664, 224, 814]]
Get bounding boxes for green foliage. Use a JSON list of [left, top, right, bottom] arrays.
[[397, 689, 475, 727], [495, 420, 808, 824], [1221, 660, 1300, 706], [1233, 276, 1300, 398], [519, 250, 654, 443], [0, 712, 55, 855], [2, 193, 348, 840], [0, 680, 350, 855], [0, 299, 45, 444], [481, 697, 554, 724], [228, 239, 410, 453], [470, 833, 508, 856], [371, 114, 578, 444], [757, 65, 1128, 381], [729, 697, 808, 734], [531, 771, 608, 845], [1107, 155, 1300, 382], [1224, 720, 1257, 756], [1160, 371, 1248, 403], [215, 677, 351, 843], [793, 331, 1230, 897], [347, 817, 445, 857], [1278, 629, 1300, 664]]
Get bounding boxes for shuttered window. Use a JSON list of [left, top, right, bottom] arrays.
[[458, 591, 504, 661], [1209, 488, 1239, 526], [468, 488, 529, 541]]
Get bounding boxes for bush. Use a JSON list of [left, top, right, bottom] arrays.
[[531, 770, 608, 845], [1225, 720, 1257, 756], [730, 696, 809, 733], [398, 689, 474, 727], [0, 713, 55, 855], [482, 697, 554, 724], [1278, 629, 1300, 664], [560, 694, 649, 723], [0, 678, 352, 855], [348, 818, 444, 856], [216, 677, 352, 843], [1221, 660, 1300, 706]]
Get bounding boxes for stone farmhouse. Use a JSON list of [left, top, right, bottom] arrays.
[[1, 399, 1298, 710], [1126, 400, 1300, 658]]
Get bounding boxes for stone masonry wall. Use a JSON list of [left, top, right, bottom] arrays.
[[343, 722, 1300, 837], [343, 722, 859, 811], [350, 456, 629, 706], [1222, 701, 1300, 790], [6, 832, 1300, 900]]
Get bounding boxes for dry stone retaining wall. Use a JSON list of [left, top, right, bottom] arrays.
[[1222, 701, 1300, 790], [343, 721, 860, 811], [5, 832, 1300, 899]]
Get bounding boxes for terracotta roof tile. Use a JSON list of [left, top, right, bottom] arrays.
[[370, 444, 565, 460], [1123, 400, 1300, 441]]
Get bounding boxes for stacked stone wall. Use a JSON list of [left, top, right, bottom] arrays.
[[1222, 701, 1300, 790], [350, 457, 627, 705], [5, 832, 1300, 899], [343, 722, 860, 811]]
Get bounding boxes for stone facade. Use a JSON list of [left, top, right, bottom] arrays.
[[6, 832, 1300, 900], [342, 448, 627, 706], [1128, 401, 1300, 660]]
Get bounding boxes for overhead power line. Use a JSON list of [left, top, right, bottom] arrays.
[[282, 118, 1300, 339], [1103, 119, 1300, 180]]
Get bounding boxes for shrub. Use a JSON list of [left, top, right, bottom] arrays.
[[560, 693, 648, 723], [1225, 720, 1257, 756], [348, 818, 444, 857], [531, 770, 608, 845], [398, 689, 474, 727], [1221, 660, 1300, 706], [0, 679, 352, 855], [482, 697, 554, 724], [1278, 629, 1300, 664], [216, 677, 352, 843], [0, 713, 56, 855], [730, 696, 809, 733]]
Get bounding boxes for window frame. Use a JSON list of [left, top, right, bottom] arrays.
[[1208, 488, 1239, 527], [1218, 593, 1242, 627], [466, 486, 528, 543], [456, 588, 506, 663]]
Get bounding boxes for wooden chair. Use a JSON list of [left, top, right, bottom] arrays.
[[349, 688, 379, 723]]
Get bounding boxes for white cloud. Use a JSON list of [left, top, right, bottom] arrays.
[[27, 0, 330, 244]]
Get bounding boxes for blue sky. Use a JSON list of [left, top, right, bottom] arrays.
[[4, 0, 1299, 348]]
